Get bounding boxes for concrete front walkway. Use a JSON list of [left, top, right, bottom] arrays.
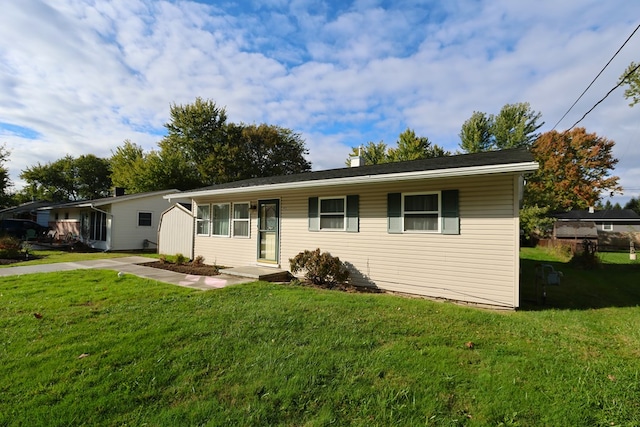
[[0, 257, 260, 291]]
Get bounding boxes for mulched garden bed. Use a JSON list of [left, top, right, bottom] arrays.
[[139, 261, 220, 276]]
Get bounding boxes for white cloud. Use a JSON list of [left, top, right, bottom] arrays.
[[0, 0, 638, 205]]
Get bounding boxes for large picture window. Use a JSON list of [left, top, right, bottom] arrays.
[[212, 203, 230, 237], [196, 204, 210, 236], [233, 203, 250, 237]]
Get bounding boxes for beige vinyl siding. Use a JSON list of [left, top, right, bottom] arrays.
[[158, 205, 194, 258], [193, 199, 259, 267], [192, 173, 521, 308]]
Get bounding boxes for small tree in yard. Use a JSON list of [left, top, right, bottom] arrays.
[[289, 248, 350, 288]]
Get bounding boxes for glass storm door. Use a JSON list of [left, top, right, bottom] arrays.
[[257, 199, 279, 263]]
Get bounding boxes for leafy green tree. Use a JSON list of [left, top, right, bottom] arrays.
[[346, 141, 389, 165], [524, 128, 621, 211], [520, 205, 555, 240], [160, 97, 228, 186], [388, 128, 449, 161], [459, 111, 493, 153], [116, 98, 311, 190], [492, 102, 543, 149], [110, 140, 202, 192], [0, 144, 14, 208], [346, 128, 448, 165], [110, 140, 148, 192], [619, 61, 640, 106], [624, 197, 640, 215], [74, 154, 112, 199], [459, 102, 543, 152], [20, 155, 112, 201], [232, 124, 311, 179]]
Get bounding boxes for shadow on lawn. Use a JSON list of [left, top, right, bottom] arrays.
[[519, 257, 640, 310]]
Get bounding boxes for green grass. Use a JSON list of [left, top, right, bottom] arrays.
[[1, 249, 157, 267], [0, 249, 639, 425], [520, 247, 640, 309]]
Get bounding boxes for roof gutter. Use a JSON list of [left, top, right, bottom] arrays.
[[168, 161, 539, 199]]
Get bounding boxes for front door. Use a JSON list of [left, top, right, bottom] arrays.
[[257, 199, 279, 264]]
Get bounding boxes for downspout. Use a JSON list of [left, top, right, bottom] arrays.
[[89, 205, 114, 252]]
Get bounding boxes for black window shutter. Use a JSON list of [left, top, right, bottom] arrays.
[[308, 197, 319, 231], [387, 193, 402, 233], [346, 195, 359, 232], [441, 190, 460, 235]]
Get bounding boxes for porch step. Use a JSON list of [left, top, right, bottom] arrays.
[[219, 266, 292, 282]]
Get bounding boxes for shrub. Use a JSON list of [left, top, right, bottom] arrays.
[[192, 255, 205, 266], [289, 248, 350, 287], [570, 239, 600, 269], [0, 236, 23, 259], [159, 254, 167, 264], [175, 253, 187, 265]]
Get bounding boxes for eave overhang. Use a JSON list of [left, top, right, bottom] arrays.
[[167, 161, 539, 199]]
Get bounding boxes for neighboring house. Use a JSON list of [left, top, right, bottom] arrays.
[[170, 148, 538, 309], [0, 200, 54, 226], [38, 189, 180, 251], [158, 203, 194, 258], [554, 209, 640, 250]]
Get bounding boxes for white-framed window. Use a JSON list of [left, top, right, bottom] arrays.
[[138, 212, 152, 227], [232, 202, 250, 238], [388, 190, 458, 235], [319, 197, 346, 230], [602, 223, 613, 231], [403, 192, 440, 232], [196, 204, 211, 236], [212, 203, 230, 237]]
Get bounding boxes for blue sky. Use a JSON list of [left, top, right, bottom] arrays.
[[1, 0, 639, 203]]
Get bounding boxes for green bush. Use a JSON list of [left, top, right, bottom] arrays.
[[289, 248, 349, 287], [175, 253, 187, 265], [0, 236, 23, 259]]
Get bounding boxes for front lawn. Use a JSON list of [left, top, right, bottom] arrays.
[[0, 249, 158, 267], [1, 250, 639, 426]]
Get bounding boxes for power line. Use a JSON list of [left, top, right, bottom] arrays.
[[552, 23, 640, 130], [567, 62, 640, 130]]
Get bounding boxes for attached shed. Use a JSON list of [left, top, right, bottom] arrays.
[[158, 203, 193, 258]]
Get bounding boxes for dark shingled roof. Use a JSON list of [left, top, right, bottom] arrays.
[[187, 147, 535, 193], [555, 209, 640, 221]]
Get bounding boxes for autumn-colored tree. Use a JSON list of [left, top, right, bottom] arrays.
[[525, 128, 622, 211]]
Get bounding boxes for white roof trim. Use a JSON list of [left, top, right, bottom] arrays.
[[171, 161, 539, 198]]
